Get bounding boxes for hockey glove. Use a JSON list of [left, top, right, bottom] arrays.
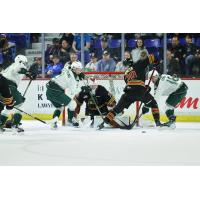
[[6, 99, 15, 110], [79, 72, 85, 80], [26, 71, 37, 80], [81, 86, 92, 94]]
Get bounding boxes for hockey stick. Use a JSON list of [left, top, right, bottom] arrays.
[[23, 79, 32, 97], [6, 79, 33, 126], [119, 67, 156, 130], [13, 107, 50, 124], [82, 79, 121, 129], [82, 80, 105, 120], [0, 100, 57, 125]]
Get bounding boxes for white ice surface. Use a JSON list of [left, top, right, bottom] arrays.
[[0, 121, 200, 165]]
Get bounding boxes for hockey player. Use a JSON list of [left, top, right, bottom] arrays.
[[74, 79, 116, 126], [0, 74, 14, 117], [147, 70, 188, 128], [46, 61, 84, 129], [100, 50, 162, 128], [0, 55, 35, 132]]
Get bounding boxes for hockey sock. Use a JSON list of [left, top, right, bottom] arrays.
[[53, 109, 61, 119], [13, 113, 22, 126], [67, 109, 74, 123], [166, 109, 175, 121], [0, 115, 8, 126], [151, 107, 160, 124]]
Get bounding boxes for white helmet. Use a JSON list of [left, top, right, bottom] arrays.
[[71, 61, 82, 70], [148, 70, 159, 79], [14, 55, 28, 65]]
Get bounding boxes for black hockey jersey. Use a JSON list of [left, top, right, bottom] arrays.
[[0, 74, 13, 105], [124, 57, 149, 87], [74, 85, 116, 116]]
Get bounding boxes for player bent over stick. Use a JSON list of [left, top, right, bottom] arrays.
[[74, 79, 117, 127], [0, 74, 15, 132], [145, 70, 188, 128], [98, 51, 162, 129], [46, 61, 84, 129], [0, 55, 36, 132]]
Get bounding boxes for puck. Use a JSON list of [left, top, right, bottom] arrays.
[[142, 131, 146, 133]]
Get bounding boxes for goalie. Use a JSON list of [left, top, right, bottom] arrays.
[[74, 79, 116, 127]]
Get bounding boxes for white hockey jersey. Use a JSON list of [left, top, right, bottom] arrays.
[[155, 74, 183, 97], [51, 65, 84, 96], [1, 62, 27, 86]]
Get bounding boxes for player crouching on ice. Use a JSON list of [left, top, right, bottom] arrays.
[[74, 79, 116, 127], [46, 61, 84, 129], [147, 70, 188, 128], [0, 55, 36, 133]]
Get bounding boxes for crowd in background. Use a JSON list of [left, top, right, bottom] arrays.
[[1, 33, 200, 78]]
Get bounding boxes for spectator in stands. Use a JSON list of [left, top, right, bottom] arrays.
[[64, 51, 82, 69], [107, 33, 121, 39], [191, 52, 200, 75], [167, 36, 185, 74], [69, 51, 79, 63], [116, 51, 132, 71], [183, 35, 197, 75], [166, 50, 181, 76], [85, 52, 98, 71], [0, 34, 13, 68], [29, 57, 43, 78], [45, 38, 60, 65], [72, 33, 91, 52], [45, 55, 63, 78], [94, 36, 110, 60], [30, 33, 41, 43], [131, 38, 149, 63], [58, 39, 72, 64], [60, 33, 74, 46], [96, 50, 116, 71]]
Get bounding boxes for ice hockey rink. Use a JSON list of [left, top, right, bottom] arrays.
[[0, 120, 200, 166]]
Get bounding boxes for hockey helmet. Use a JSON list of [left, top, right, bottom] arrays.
[[148, 70, 159, 79], [71, 61, 82, 70], [15, 55, 28, 66], [88, 78, 98, 86]]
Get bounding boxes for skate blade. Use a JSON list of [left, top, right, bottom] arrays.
[[158, 125, 176, 130]]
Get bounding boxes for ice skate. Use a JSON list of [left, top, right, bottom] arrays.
[[72, 117, 79, 127], [12, 125, 24, 134]]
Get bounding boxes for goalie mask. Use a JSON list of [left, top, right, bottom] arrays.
[[15, 55, 28, 67], [88, 78, 98, 94]]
